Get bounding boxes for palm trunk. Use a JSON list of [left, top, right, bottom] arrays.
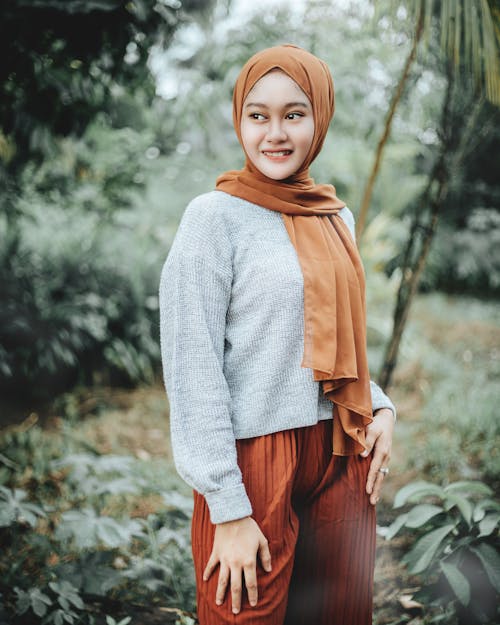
[[355, 8, 424, 240], [378, 68, 484, 391]]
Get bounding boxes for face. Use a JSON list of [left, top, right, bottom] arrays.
[[240, 70, 315, 181]]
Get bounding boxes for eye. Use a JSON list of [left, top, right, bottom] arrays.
[[249, 112, 266, 120], [285, 112, 304, 120]]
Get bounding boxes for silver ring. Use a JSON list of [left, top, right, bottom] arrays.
[[379, 467, 390, 475]]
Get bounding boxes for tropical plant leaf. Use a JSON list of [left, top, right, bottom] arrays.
[[473, 498, 500, 523], [0, 486, 46, 527], [470, 543, 500, 592], [440, 560, 471, 605], [478, 512, 499, 537], [55, 507, 143, 549], [385, 512, 409, 540], [404, 523, 456, 574], [394, 481, 444, 508], [443, 493, 473, 526], [444, 480, 493, 497], [405, 504, 444, 528]]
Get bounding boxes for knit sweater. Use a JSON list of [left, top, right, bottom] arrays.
[[159, 190, 396, 524]]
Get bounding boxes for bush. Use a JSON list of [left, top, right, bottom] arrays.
[[386, 480, 500, 625], [0, 120, 162, 400], [423, 209, 500, 296], [0, 424, 196, 624]]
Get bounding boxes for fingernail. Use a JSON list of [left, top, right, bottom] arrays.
[[232, 608, 239, 614], [216, 600, 222, 605], [250, 600, 257, 607]]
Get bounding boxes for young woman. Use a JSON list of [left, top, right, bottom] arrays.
[[159, 44, 396, 625]]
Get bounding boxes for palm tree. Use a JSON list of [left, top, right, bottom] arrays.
[[355, 0, 500, 240], [353, 0, 500, 390]]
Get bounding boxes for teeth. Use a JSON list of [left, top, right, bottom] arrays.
[[263, 151, 291, 157]]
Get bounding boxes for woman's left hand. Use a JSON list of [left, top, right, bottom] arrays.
[[360, 408, 394, 505]]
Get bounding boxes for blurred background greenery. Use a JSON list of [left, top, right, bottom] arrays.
[[1, 1, 499, 624]]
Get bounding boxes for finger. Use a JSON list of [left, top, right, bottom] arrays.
[[370, 470, 386, 505], [230, 566, 243, 614], [366, 445, 388, 495], [215, 563, 229, 606], [203, 552, 218, 582], [243, 563, 258, 607], [258, 537, 272, 572], [360, 427, 377, 458]]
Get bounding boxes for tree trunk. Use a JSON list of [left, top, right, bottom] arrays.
[[355, 8, 424, 241], [378, 68, 484, 391]]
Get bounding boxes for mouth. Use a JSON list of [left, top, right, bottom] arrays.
[[262, 150, 293, 159]]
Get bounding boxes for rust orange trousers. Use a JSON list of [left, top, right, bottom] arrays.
[[191, 419, 376, 625]]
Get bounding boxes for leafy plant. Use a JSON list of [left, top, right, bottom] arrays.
[[106, 616, 131, 625], [386, 480, 500, 624], [55, 507, 143, 550], [14, 581, 86, 625], [0, 485, 46, 528]]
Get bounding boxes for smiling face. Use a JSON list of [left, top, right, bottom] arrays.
[[240, 70, 315, 181]]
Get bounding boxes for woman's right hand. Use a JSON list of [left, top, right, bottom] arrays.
[[202, 516, 272, 614]]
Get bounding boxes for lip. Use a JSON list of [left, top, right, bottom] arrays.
[[261, 149, 293, 161]]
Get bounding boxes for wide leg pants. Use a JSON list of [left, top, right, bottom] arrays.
[[191, 419, 376, 625]]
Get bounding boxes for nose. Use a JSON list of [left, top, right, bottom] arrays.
[[265, 118, 287, 142]]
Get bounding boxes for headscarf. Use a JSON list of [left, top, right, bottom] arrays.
[[216, 44, 373, 455]]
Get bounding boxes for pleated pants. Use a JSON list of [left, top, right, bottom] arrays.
[[191, 419, 376, 625]]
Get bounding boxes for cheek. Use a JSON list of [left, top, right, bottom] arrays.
[[240, 121, 261, 153], [299, 119, 315, 151]]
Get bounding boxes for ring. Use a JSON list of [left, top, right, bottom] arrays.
[[379, 467, 390, 475]]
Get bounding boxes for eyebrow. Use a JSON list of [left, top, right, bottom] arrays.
[[244, 101, 310, 109]]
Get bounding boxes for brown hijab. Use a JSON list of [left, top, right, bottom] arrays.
[[216, 44, 373, 455]]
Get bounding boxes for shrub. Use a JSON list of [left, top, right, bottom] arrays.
[[423, 208, 500, 296], [386, 480, 500, 624], [0, 119, 162, 399], [0, 431, 196, 623]]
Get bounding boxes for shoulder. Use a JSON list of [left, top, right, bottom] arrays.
[[181, 190, 242, 223], [174, 191, 232, 237], [169, 191, 238, 262]]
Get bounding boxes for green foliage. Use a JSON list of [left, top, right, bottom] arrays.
[[0, 485, 46, 528], [424, 209, 500, 295], [106, 616, 131, 625], [391, 293, 500, 491], [14, 586, 53, 618], [14, 581, 86, 625], [0, 421, 195, 624], [55, 508, 143, 550], [0, 0, 214, 164], [387, 480, 500, 624], [0, 119, 164, 399]]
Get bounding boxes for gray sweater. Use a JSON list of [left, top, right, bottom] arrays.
[[159, 190, 396, 524]]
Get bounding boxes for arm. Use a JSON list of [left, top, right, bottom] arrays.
[[159, 197, 271, 613], [159, 197, 251, 524]]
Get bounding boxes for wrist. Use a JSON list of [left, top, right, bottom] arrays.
[[217, 515, 251, 527], [373, 407, 395, 422]]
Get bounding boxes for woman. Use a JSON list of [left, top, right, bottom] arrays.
[[159, 44, 396, 625]]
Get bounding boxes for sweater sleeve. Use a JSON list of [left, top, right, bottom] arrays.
[[339, 206, 397, 421], [159, 196, 252, 524], [370, 380, 397, 420]]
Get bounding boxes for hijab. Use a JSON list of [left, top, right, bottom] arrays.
[[216, 44, 373, 455]]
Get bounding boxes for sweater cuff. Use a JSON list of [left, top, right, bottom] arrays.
[[370, 383, 397, 422], [204, 483, 253, 524]]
